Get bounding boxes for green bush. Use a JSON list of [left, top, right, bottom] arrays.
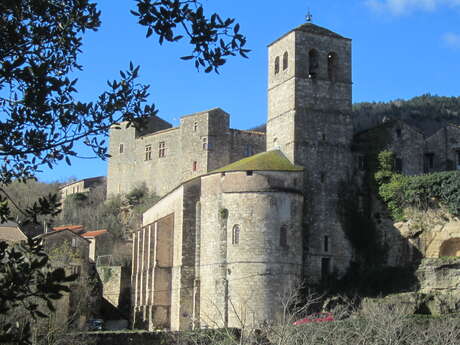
[[375, 150, 460, 220]]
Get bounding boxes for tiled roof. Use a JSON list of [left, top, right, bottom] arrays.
[[52, 225, 84, 232], [82, 229, 108, 238], [0, 221, 27, 242]]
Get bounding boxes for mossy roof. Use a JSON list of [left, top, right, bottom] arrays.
[[213, 150, 303, 173]]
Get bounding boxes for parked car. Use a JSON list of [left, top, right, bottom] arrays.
[[86, 319, 104, 331], [293, 312, 334, 325]]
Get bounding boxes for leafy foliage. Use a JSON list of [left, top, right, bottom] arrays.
[[354, 94, 460, 126], [60, 183, 160, 240], [375, 150, 460, 220], [132, 0, 250, 73], [0, 238, 77, 344]]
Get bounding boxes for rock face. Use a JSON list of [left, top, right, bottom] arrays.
[[364, 259, 460, 315], [415, 258, 460, 315]]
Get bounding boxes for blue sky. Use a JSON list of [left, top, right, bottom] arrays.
[[37, 0, 460, 182]]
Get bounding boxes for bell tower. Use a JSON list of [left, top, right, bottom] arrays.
[[266, 21, 354, 281]]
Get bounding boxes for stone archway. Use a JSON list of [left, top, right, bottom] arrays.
[[439, 238, 460, 257]]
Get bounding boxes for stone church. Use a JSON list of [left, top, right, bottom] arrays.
[[106, 21, 460, 331]]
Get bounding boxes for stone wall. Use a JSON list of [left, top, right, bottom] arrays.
[[199, 170, 304, 328], [97, 265, 131, 318], [107, 109, 266, 198]]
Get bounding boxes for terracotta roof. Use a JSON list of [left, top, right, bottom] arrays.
[[52, 225, 85, 232], [81, 229, 108, 238], [37, 229, 91, 243]]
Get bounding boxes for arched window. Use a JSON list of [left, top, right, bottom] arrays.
[[327, 52, 338, 81], [308, 49, 319, 79], [232, 225, 240, 245], [274, 56, 280, 74], [280, 225, 288, 247], [282, 51, 288, 70]]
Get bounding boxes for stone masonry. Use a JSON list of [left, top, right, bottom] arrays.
[[107, 109, 265, 197], [116, 22, 460, 332]]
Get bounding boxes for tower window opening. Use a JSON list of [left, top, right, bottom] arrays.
[[320, 172, 326, 183], [193, 161, 197, 171], [119, 143, 124, 154], [246, 170, 253, 176], [232, 225, 240, 245], [308, 49, 319, 79], [274, 56, 280, 74], [396, 128, 402, 138], [282, 51, 288, 70], [202, 137, 208, 150], [280, 225, 288, 247], [193, 122, 198, 132], [327, 52, 338, 82], [324, 236, 329, 252]]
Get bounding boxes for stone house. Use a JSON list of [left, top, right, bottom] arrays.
[[0, 221, 28, 243], [107, 22, 460, 331], [59, 176, 106, 204], [37, 229, 101, 328]]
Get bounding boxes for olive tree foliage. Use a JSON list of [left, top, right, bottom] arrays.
[[0, 0, 248, 343]]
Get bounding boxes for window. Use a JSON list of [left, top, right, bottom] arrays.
[[193, 122, 198, 132], [321, 133, 326, 141], [320, 172, 326, 183], [193, 161, 197, 171], [321, 258, 331, 280], [395, 158, 403, 173], [232, 225, 240, 245], [246, 170, 253, 176], [324, 236, 329, 252], [202, 137, 208, 150], [423, 153, 434, 172], [358, 155, 367, 171], [396, 128, 402, 138], [119, 143, 124, 153], [145, 145, 152, 161], [308, 49, 319, 79], [282, 51, 288, 70], [71, 238, 77, 248], [274, 56, 280, 74], [244, 144, 253, 157], [457, 151, 460, 170], [280, 225, 288, 247], [159, 141, 166, 158], [327, 52, 338, 81]]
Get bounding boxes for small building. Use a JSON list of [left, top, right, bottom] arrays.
[[81, 229, 114, 262], [0, 221, 27, 243], [59, 176, 106, 202]]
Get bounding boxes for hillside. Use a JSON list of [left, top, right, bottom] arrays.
[[250, 94, 460, 135], [353, 94, 460, 135]]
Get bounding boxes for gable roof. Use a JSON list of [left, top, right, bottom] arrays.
[[0, 221, 27, 242], [37, 228, 90, 243], [52, 225, 85, 232], [213, 150, 304, 173], [81, 229, 108, 238]]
